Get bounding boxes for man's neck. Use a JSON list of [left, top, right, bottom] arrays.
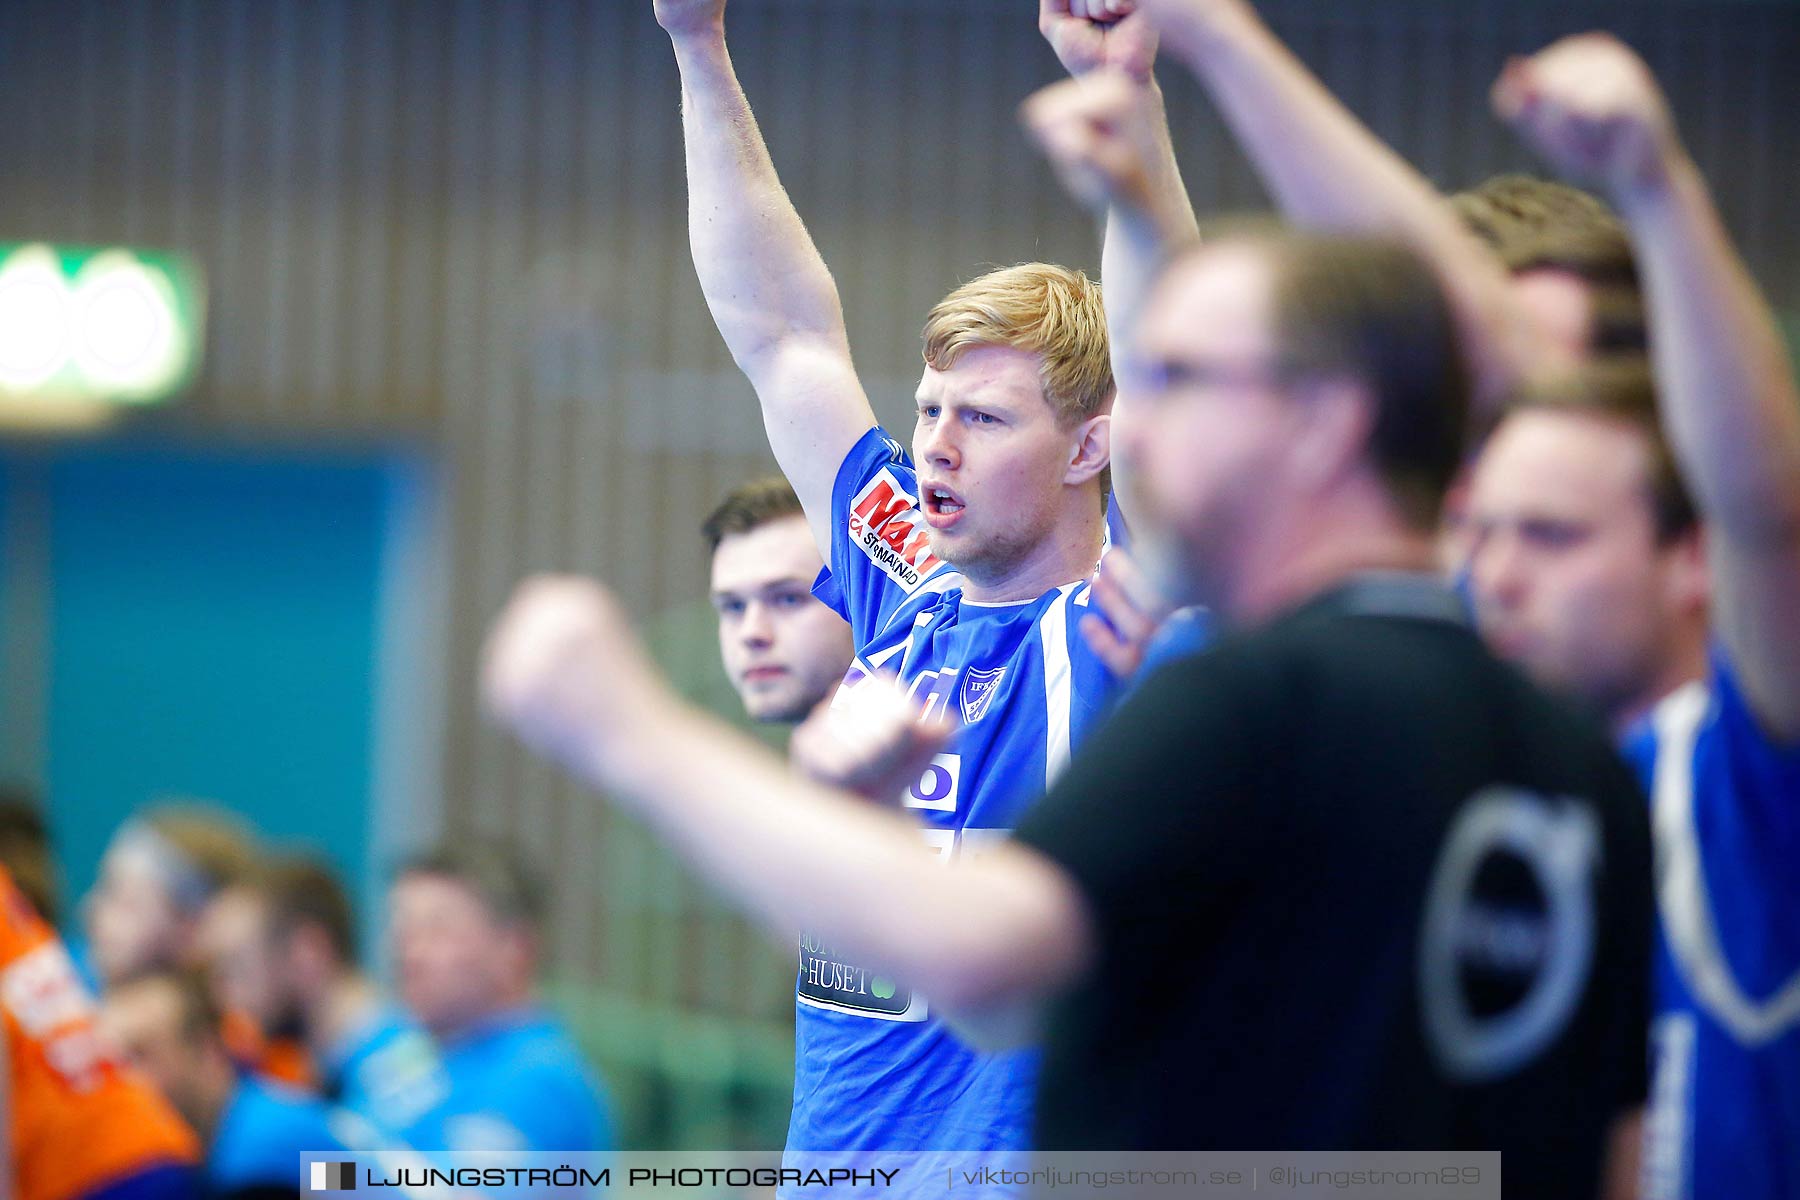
[[1223, 496, 1436, 627], [1609, 620, 1710, 738]]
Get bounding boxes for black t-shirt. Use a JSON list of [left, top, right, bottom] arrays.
[[1014, 575, 1652, 1198]]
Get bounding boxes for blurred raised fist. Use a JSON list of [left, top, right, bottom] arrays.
[[653, 0, 726, 38], [481, 575, 670, 783], [789, 676, 953, 803], [1492, 33, 1680, 200], [1039, 0, 1159, 81], [1022, 69, 1164, 219]]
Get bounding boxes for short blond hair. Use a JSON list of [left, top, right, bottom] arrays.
[[921, 264, 1113, 428]]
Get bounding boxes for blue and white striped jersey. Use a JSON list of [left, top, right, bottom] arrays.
[[785, 426, 1121, 1158], [1629, 649, 1800, 1200]]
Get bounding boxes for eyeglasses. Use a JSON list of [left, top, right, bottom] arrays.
[[1119, 356, 1303, 399]]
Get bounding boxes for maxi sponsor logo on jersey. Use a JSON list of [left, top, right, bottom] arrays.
[[848, 470, 944, 592]]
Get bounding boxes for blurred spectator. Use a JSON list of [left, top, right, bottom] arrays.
[[388, 840, 612, 1152], [85, 806, 310, 1089], [0, 789, 201, 1200], [99, 970, 341, 1200], [85, 806, 258, 987], [200, 857, 447, 1131]]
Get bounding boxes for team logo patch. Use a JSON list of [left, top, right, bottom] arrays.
[[847, 469, 944, 593], [959, 666, 1007, 724], [1418, 787, 1599, 1083]]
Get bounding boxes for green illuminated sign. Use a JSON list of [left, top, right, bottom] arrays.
[[0, 242, 205, 405]]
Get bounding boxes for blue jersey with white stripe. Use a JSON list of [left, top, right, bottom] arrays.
[[1626, 650, 1800, 1200], [787, 427, 1120, 1156]]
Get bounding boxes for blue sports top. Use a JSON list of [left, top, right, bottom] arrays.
[[1626, 649, 1800, 1200], [395, 1008, 612, 1153], [787, 428, 1121, 1159], [210, 1074, 342, 1191]]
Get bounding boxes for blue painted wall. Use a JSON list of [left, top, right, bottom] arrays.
[[14, 442, 394, 921]]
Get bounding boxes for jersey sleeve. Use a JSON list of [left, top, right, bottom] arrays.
[[1013, 650, 1273, 952], [810, 426, 955, 647]]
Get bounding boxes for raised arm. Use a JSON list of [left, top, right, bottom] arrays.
[[1495, 34, 1800, 741], [1133, 0, 1537, 411], [1037, 3, 1199, 357], [655, 0, 877, 560]]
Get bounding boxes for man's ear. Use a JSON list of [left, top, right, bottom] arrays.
[[1064, 412, 1111, 486], [1288, 377, 1374, 494]]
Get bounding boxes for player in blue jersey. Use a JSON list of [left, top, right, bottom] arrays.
[[611, 0, 1152, 1160], [199, 857, 449, 1135], [1456, 33, 1800, 1200], [387, 841, 612, 1153]]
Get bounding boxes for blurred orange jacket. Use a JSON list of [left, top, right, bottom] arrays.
[[0, 865, 200, 1200]]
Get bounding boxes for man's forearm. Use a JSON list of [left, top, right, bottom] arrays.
[[1620, 157, 1800, 543], [595, 701, 1092, 1015], [664, 22, 872, 542], [1100, 79, 1198, 535], [669, 30, 854, 371], [1100, 80, 1199, 347], [1620, 154, 1800, 738]]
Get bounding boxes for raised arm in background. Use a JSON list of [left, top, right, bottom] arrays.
[[1037, 2, 1200, 367], [1496, 33, 1800, 741], [1134, 0, 1538, 411], [655, 0, 878, 562]]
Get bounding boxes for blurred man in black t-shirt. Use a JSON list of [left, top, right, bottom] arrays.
[[1005, 234, 1652, 1196]]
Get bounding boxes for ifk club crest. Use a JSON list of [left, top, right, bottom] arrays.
[[959, 665, 1007, 724]]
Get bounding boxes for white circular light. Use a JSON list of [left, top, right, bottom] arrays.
[[71, 251, 186, 399], [0, 245, 75, 393]]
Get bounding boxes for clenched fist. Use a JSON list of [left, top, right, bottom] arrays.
[[1021, 69, 1165, 219], [1492, 33, 1681, 202], [788, 676, 953, 803], [1040, 0, 1159, 81], [481, 575, 674, 785]]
